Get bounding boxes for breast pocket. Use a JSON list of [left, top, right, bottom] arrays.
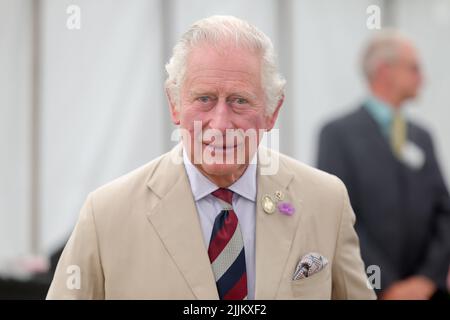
[[291, 265, 332, 299]]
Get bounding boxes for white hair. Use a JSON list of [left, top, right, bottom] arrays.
[[361, 29, 412, 81], [165, 15, 286, 114]]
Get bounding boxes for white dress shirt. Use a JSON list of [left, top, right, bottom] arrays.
[[182, 148, 256, 300]]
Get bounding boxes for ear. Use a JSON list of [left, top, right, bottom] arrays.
[[265, 94, 284, 131], [166, 88, 180, 125]]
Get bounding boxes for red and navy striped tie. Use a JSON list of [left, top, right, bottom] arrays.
[[208, 188, 247, 300]]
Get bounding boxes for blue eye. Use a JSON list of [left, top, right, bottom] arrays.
[[198, 96, 210, 103], [235, 98, 248, 104]]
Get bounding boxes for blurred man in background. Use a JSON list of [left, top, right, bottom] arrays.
[[317, 30, 450, 299]]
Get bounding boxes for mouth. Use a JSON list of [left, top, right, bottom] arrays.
[[203, 142, 238, 151], [201, 138, 248, 153]]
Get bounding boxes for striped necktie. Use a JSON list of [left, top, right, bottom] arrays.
[[208, 188, 247, 300]]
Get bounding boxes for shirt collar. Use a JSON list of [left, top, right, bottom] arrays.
[[182, 147, 257, 202], [364, 95, 397, 136]]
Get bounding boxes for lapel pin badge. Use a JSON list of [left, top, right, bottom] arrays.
[[275, 190, 284, 201], [262, 195, 276, 214]]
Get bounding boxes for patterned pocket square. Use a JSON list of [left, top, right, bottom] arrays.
[[293, 252, 328, 280]]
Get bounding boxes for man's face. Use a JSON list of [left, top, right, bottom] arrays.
[[168, 43, 281, 179], [388, 43, 423, 101]]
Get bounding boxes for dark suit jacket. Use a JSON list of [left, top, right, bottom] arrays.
[[317, 105, 450, 292]]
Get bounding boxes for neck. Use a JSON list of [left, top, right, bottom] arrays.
[[195, 164, 249, 188]]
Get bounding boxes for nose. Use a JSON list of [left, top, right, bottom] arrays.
[[208, 98, 234, 133]]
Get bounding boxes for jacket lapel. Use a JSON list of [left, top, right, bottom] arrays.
[[254, 147, 301, 299], [145, 144, 302, 300], [145, 144, 219, 299]]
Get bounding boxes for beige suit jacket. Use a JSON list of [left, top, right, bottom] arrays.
[[47, 144, 376, 299]]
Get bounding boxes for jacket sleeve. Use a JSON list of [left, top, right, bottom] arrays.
[[331, 178, 377, 299], [46, 193, 105, 299], [416, 133, 450, 290], [317, 123, 352, 184]]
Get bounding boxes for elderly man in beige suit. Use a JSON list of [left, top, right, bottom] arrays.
[[47, 16, 375, 300]]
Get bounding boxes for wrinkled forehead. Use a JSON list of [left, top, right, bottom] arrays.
[[183, 43, 263, 88]]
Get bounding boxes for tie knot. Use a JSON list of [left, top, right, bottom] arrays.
[[211, 188, 233, 206]]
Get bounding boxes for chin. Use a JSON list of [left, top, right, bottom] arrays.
[[408, 87, 420, 98], [199, 163, 244, 177]]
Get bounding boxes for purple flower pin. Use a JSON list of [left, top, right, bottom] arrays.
[[277, 202, 295, 216]]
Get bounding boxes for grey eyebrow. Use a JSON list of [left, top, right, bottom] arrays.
[[188, 89, 258, 102], [189, 90, 218, 97], [229, 92, 257, 100]]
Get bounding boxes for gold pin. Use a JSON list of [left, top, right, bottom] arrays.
[[275, 190, 284, 201], [262, 195, 276, 214]]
